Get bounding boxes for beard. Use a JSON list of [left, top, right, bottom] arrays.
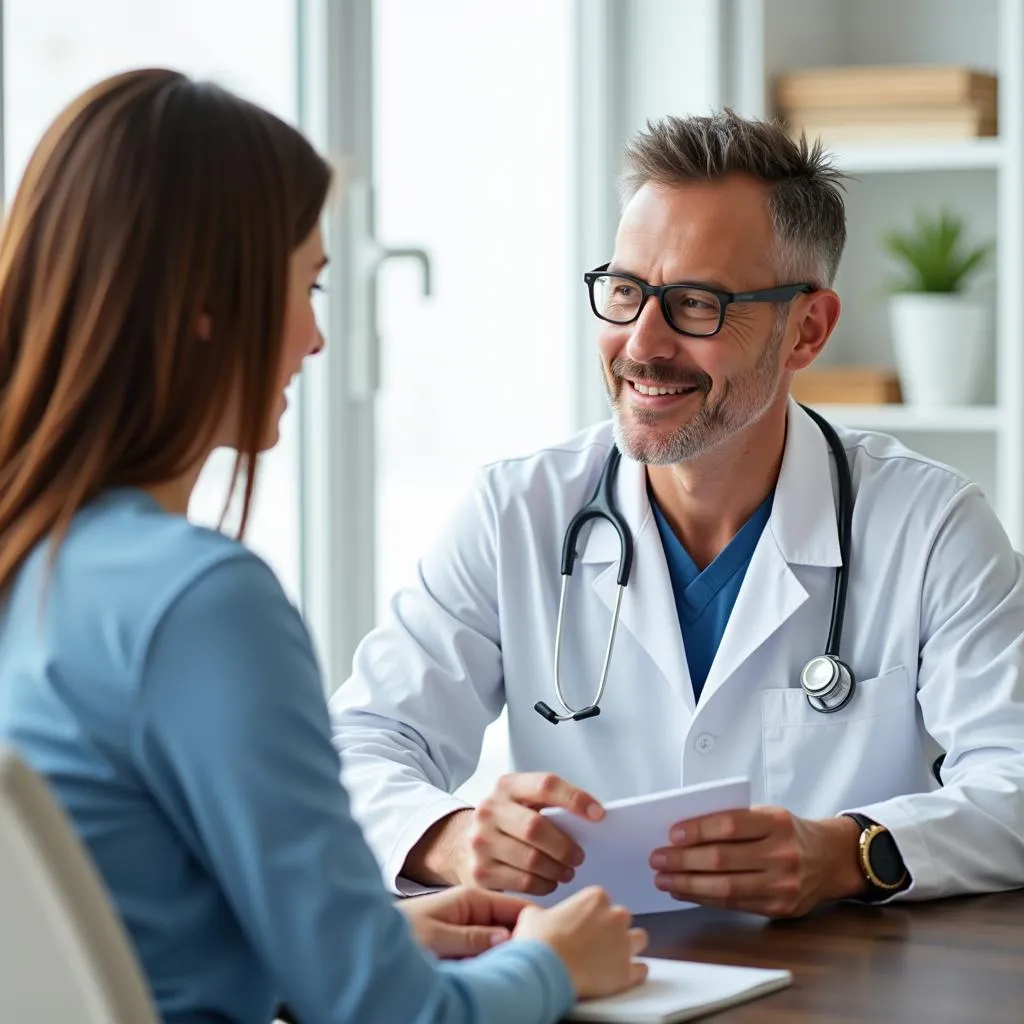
[[607, 313, 787, 466]]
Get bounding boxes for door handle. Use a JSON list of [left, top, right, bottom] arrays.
[[345, 181, 432, 399], [376, 246, 432, 297]]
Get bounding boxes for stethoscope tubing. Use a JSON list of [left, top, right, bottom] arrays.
[[535, 408, 853, 724]]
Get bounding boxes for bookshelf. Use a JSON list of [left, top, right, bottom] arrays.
[[813, 404, 1003, 434], [830, 139, 1004, 174], [726, 0, 1024, 547]]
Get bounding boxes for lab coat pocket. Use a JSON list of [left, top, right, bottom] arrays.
[[759, 665, 918, 816]]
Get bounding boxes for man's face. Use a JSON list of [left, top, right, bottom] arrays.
[[597, 175, 795, 466]]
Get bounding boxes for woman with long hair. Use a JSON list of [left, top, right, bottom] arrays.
[[0, 69, 647, 1023]]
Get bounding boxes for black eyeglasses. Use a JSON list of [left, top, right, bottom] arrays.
[[584, 263, 815, 338]]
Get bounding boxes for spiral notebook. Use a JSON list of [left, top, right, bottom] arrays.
[[566, 957, 792, 1023]]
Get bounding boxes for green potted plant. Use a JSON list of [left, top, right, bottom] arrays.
[[882, 207, 994, 406]]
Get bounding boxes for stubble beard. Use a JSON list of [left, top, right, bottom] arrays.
[[608, 314, 787, 466]]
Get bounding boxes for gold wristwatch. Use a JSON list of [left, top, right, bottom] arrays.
[[845, 813, 909, 899]]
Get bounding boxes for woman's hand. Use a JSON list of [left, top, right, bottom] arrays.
[[514, 886, 648, 998], [399, 886, 533, 959]]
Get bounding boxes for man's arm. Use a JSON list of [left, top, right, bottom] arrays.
[[649, 484, 1024, 916], [845, 484, 1024, 899], [329, 471, 506, 889], [403, 810, 475, 886]]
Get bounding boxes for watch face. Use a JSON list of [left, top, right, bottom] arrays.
[[867, 828, 906, 887]]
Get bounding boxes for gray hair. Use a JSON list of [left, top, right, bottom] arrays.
[[621, 109, 848, 288]]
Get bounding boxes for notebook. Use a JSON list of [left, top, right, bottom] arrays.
[[566, 957, 792, 1023]]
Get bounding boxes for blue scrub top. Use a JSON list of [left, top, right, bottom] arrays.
[[651, 489, 774, 702]]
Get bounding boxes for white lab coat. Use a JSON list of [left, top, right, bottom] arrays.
[[330, 400, 1024, 900]]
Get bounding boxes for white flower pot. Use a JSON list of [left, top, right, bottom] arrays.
[[888, 293, 991, 406]]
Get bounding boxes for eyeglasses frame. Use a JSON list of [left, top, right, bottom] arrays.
[[583, 262, 816, 337]]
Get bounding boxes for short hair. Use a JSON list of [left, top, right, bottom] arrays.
[[621, 109, 848, 287]]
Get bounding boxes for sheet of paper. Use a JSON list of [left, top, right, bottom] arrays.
[[534, 777, 750, 915], [565, 957, 792, 1023]]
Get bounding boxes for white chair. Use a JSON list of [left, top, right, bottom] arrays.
[[0, 746, 158, 1023]]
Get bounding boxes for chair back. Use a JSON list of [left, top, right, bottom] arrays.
[[0, 746, 158, 1023]]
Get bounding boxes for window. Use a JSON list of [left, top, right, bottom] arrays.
[[372, 0, 574, 795]]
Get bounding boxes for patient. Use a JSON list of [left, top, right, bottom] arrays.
[[0, 69, 646, 1023]]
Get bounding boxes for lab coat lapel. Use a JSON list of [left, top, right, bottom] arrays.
[[698, 400, 844, 708], [580, 448, 696, 714]]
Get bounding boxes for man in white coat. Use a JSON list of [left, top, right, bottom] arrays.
[[330, 111, 1024, 916]]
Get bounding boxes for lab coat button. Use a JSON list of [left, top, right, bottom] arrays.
[[695, 733, 715, 753]]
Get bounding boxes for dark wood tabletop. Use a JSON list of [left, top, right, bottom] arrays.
[[629, 890, 1024, 1022]]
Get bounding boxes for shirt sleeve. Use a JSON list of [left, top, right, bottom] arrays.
[[843, 485, 1024, 900], [130, 552, 573, 1024], [330, 470, 506, 889]]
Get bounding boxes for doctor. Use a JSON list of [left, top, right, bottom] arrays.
[[331, 110, 1024, 917]]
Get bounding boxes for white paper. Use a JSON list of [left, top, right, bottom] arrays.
[[566, 957, 792, 1023], [534, 777, 750, 915]]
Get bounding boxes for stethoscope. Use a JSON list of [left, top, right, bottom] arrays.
[[534, 405, 855, 723]]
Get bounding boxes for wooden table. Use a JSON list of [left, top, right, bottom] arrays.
[[632, 891, 1024, 1022]]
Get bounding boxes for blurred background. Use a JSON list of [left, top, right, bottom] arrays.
[[9, 0, 1021, 795]]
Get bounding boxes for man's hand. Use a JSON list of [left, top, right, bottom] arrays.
[[648, 806, 865, 918], [403, 772, 604, 895], [400, 887, 533, 959]]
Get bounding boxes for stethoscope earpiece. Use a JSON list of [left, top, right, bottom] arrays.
[[533, 701, 562, 724], [534, 701, 601, 724]]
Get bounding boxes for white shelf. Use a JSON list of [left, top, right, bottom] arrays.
[[727, 0, 1023, 544], [829, 138, 1004, 174], [811, 404, 1003, 433]]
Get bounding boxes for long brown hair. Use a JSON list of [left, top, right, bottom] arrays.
[[0, 68, 331, 594]]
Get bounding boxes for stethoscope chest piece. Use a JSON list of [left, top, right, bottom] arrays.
[[800, 655, 855, 713]]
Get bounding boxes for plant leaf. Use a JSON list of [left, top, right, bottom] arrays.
[[880, 208, 991, 293]]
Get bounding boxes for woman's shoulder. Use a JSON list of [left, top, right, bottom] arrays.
[[32, 489, 289, 670], [0, 490, 298, 722], [64, 488, 267, 594]]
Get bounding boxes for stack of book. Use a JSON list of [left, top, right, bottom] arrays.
[[775, 65, 998, 144], [791, 367, 902, 406]]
